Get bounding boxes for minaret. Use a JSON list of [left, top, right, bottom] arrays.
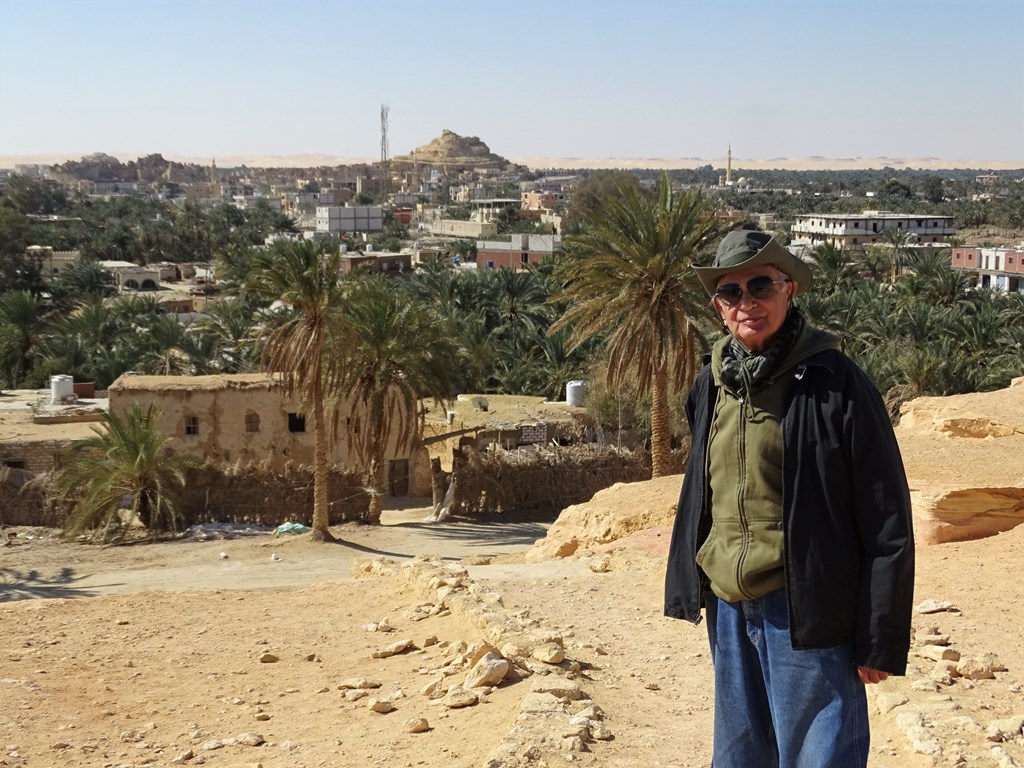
[[726, 145, 733, 186], [210, 158, 218, 184]]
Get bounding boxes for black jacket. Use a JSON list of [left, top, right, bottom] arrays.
[[664, 347, 915, 675]]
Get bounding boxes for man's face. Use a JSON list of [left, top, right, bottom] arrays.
[[713, 265, 796, 352]]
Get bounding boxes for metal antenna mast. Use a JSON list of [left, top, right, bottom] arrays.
[[380, 103, 390, 197]]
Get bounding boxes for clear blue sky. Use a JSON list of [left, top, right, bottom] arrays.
[[1, 0, 1022, 163]]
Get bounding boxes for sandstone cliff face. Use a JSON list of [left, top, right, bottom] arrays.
[[526, 378, 1024, 557], [396, 130, 515, 170]]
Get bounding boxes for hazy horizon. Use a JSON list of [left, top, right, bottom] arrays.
[[2, 1, 1021, 166]]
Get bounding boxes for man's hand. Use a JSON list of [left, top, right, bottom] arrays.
[[857, 666, 889, 685]]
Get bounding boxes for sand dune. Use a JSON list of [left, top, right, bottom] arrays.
[[2, 152, 1021, 172]]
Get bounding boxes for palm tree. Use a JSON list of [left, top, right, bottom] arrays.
[[809, 242, 857, 295], [0, 290, 48, 388], [244, 239, 353, 541], [340, 276, 457, 522], [550, 174, 725, 477], [54, 404, 203, 542]]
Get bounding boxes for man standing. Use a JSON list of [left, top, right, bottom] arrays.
[[664, 230, 915, 767]]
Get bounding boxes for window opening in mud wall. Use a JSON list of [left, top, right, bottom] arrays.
[[288, 412, 306, 433], [185, 416, 199, 436], [245, 413, 260, 433]]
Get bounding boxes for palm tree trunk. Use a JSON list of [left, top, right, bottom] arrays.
[[649, 363, 672, 478], [366, 457, 385, 524], [309, 376, 335, 542]]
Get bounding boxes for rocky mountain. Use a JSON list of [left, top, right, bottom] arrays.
[[395, 130, 520, 171], [51, 153, 211, 184]]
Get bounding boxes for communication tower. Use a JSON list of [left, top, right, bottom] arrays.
[[380, 103, 390, 197]]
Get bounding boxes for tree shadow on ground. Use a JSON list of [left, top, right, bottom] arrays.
[[321, 520, 549, 560], [0, 566, 120, 601]]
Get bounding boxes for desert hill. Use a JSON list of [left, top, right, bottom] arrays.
[[388, 129, 519, 172]]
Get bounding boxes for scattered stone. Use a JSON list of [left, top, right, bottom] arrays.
[[592, 724, 614, 741], [465, 653, 510, 689], [532, 643, 565, 665], [372, 639, 416, 658], [420, 675, 448, 699], [442, 688, 479, 709], [958, 657, 997, 680], [530, 678, 584, 701], [916, 633, 951, 646], [423, 635, 439, 647], [338, 678, 383, 690], [170, 749, 194, 764], [986, 717, 1024, 742], [915, 599, 957, 614], [918, 645, 960, 662], [201, 739, 224, 750], [367, 698, 395, 714], [254, 712, 271, 721], [236, 732, 265, 746], [991, 745, 1019, 768], [343, 689, 370, 702], [405, 717, 430, 733], [905, 725, 941, 755], [875, 692, 909, 714], [981, 653, 1008, 672], [520, 692, 569, 714], [911, 678, 940, 692], [258, 652, 279, 664], [49, 742, 70, 750], [588, 556, 611, 573]]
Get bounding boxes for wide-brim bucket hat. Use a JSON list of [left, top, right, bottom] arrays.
[[694, 230, 813, 297]]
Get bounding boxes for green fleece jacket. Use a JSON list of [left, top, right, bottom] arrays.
[[696, 325, 840, 602]]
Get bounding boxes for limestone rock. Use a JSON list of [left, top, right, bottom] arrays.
[[532, 643, 565, 665], [443, 688, 479, 709], [338, 678, 383, 690], [957, 657, 997, 680], [524, 476, 681, 562], [405, 717, 430, 733], [236, 732, 265, 746], [372, 639, 415, 658], [530, 677, 584, 701], [367, 698, 395, 714], [904, 725, 941, 755], [258, 652, 279, 663], [465, 653, 510, 689], [875, 692, 909, 714], [918, 645, 960, 662], [986, 716, 1024, 742], [915, 599, 957, 614]]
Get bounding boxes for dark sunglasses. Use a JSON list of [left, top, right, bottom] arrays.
[[714, 276, 790, 306]]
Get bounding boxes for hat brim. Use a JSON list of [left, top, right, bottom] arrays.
[[694, 238, 813, 297]]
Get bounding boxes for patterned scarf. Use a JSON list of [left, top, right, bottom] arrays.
[[719, 307, 806, 398]]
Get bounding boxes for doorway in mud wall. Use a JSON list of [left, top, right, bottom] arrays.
[[389, 459, 409, 496]]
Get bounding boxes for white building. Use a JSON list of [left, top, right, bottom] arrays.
[[315, 205, 384, 235], [791, 211, 956, 251]]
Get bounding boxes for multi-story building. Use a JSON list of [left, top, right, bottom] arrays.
[[476, 234, 562, 269], [951, 245, 1024, 292], [315, 205, 384, 235], [521, 190, 568, 211], [791, 211, 956, 251], [430, 220, 498, 239]]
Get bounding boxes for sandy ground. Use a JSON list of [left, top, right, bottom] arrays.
[[2, 496, 1023, 768]]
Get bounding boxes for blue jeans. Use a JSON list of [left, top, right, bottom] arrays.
[[706, 589, 869, 768]]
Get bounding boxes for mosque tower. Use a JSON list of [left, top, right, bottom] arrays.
[[726, 145, 733, 186]]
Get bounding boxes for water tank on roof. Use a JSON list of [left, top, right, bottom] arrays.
[[50, 374, 74, 404], [566, 380, 588, 407]]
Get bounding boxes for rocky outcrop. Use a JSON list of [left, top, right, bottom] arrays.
[[897, 378, 1024, 544], [524, 475, 680, 561], [395, 130, 517, 171]]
